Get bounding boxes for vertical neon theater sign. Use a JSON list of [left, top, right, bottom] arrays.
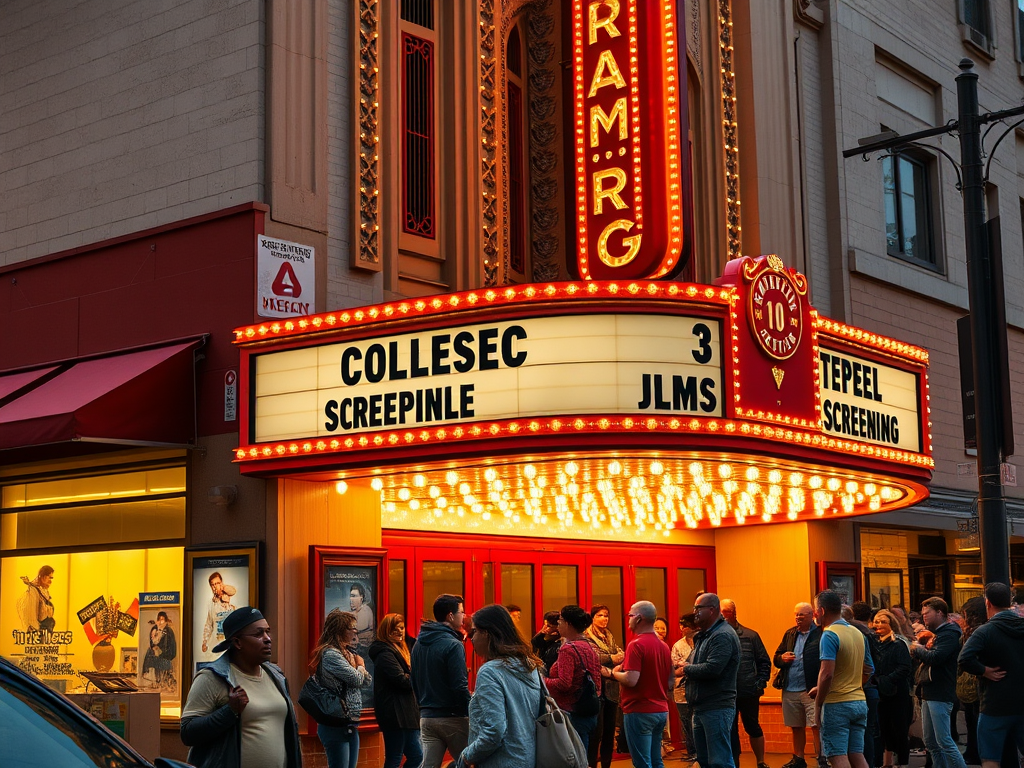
[[573, 0, 691, 280]]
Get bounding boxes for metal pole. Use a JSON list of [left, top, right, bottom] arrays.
[[956, 59, 1010, 586]]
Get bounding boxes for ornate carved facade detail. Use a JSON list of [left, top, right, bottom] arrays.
[[355, 0, 381, 269], [480, 0, 499, 286], [794, 0, 825, 29], [689, 0, 703, 80], [524, 0, 561, 283], [719, 0, 741, 258]]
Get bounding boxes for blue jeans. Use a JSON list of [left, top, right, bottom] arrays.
[[921, 700, 967, 768], [569, 711, 599, 756], [319, 722, 360, 768], [693, 708, 735, 768], [623, 711, 668, 768], [382, 727, 423, 768]]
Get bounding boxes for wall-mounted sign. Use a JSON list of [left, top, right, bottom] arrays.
[[256, 236, 315, 318], [253, 313, 724, 443], [572, 0, 690, 280], [818, 348, 920, 453]]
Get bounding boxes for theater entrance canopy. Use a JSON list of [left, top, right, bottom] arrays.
[[232, 256, 932, 539]]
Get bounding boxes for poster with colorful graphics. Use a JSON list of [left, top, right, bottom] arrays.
[[188, 552, 252, 674], [137, 593, 181, 710], [1, 548, 183, 699]]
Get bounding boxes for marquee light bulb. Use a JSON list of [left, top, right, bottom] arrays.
[[370, 478, 383, 491], [335, 480, 348, 495]]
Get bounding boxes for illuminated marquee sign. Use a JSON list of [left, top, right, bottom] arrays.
[[818, 348, 921, 453], [572, 0, 690, 280], [253, 313, 724, 443]]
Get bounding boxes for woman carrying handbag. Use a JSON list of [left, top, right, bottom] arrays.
[[309, 609, 373, 768], [457, 604, 545, 768]]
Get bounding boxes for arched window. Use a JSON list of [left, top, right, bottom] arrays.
[[506, 23, 529, 280]]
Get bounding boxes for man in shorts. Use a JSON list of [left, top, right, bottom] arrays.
[[774, 602, 825, 768], [958, 582, 1024, 768], [811, 590, 873, 768]]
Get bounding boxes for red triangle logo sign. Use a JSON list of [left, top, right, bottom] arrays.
[[272, 262, 302, 298]]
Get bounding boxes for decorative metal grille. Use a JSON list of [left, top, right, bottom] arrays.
[[402, 33, 435, 239], [400, 0, 433, 29]]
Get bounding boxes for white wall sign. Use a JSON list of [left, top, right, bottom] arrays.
[[253, 314, 724, 442], [818, 348, 920, 452], [256, 235, 315, 318]]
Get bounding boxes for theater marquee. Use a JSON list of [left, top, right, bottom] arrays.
[[232, 256, 932, 530]]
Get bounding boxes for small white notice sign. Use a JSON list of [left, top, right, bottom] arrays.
[[256, 235, 315, 318], [224, 370, 238, 422]]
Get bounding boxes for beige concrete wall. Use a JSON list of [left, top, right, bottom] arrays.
[[1, 0, 265, 265]]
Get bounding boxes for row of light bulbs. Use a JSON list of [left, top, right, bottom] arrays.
[[335, 457, 908, 535]]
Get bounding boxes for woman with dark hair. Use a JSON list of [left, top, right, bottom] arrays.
[[958, 596, 987, 766], [585, 604, 624, 768], [460, 604, 544, 768], [369, 613, 422, 768], [548, 605, 603, 748], [871, 609, 913, 768], [310, 609, 373, 768]]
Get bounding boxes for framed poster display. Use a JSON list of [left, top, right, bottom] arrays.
[[815, 561, 861, 606], [865, 568, 904, 610], [184, 544, 259, 686], [309, 546, 387, 730]]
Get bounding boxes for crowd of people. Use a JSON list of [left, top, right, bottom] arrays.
[[174, 582, 1023, 768]]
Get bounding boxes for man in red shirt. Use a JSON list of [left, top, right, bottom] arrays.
[[612, 600, 673, 768]]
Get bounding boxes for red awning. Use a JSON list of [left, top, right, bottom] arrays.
[[0, 366, 58, 403], [0, 342, 200, 452]]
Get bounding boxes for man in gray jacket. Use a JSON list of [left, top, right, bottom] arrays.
[[679, 592, 741, 768]]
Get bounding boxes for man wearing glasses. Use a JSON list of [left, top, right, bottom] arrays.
[[611, 601, 673, 768], [678, 593, 741, 768]]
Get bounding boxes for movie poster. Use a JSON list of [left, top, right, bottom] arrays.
[[324, 563, 377, 708], [190, 554, 251, 674], [138, 593, 182, 713]]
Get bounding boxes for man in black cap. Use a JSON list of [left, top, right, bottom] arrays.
[[180, 607, 302, 768]]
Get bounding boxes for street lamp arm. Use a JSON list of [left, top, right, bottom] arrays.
[[841, 120, 957, 159], [978, 103, 1024, 125], [983, 117, 1024, 183]]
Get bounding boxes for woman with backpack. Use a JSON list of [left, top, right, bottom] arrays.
[[459, 604, 544, 768], [547, 605, 603, 748]]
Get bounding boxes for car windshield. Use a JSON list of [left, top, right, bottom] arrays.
[[1, 672, 140, 768]]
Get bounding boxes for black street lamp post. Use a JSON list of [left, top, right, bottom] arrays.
[[843, 59, 1022, 587]]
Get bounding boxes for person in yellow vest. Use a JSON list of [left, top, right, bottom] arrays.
[[810, 590, 874, 768]]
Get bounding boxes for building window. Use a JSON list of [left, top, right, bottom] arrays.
[[401, 32, 435, 239], [882, 153, 936, 269], [959, 0, 995, 56], [506, 25, 528, 278]]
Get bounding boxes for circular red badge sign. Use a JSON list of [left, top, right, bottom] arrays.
[[748, 263, 803, 360]]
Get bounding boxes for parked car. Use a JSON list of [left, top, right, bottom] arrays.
[[0, 655, 192, 768]]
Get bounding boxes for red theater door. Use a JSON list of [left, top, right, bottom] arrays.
[[384, 531, 715, 646]]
